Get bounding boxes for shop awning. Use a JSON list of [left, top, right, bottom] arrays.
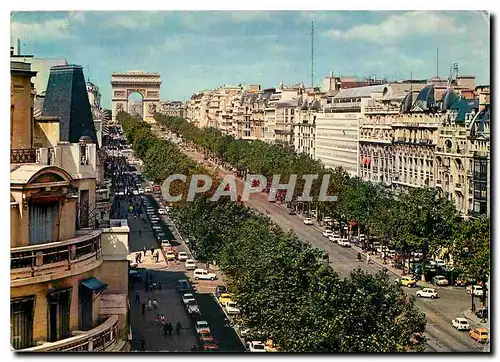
[[81, 277, 108, 293]]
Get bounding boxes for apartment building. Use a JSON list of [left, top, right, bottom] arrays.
[[10, 61, 129, 351], [293, 97, 322, 158], [315, 84, 387, 176]]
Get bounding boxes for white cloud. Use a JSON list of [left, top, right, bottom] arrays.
[[296, 11, 345, 24], [100, 11, 168, 29], [11, 17, 73, 41], [326, 11, 465, 43]]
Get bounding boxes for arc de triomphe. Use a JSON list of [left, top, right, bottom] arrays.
[[111, 71, 161, 123]]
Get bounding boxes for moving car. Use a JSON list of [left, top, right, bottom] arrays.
[[248, 341, 267, 352], [338, 239, 351, 247], [198, 329, 214, 343], [195, 320, 210, 334], [202, 342, 219, 352], [215, 285, 227, 298], [432, 275, 449, 286], [158, 208, 167, 215], [452, 317, 471, 331], [193, 268, 217, 281], [323, 229, 334, 238], [181, 293, 196, 305], [303, 218, 313, 225], [178, 252, 188, 261], [186, 300, 200, 315], [185, 259, 197, 270], [177, 279, 192, 293], [218, 293, 232, 306], [396, 276, 417, 288], [416, 288, 438, 299], [225, 301, 241, 315], [469, 328, 489, 343]]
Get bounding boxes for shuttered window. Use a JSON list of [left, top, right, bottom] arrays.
[[11, 296, 35, 350], [29, 202, 60, 245], [47, 288, 72, 342]]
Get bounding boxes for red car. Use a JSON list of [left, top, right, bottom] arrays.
[[198, 329, 214, 344], [202, 342, 220, 352]]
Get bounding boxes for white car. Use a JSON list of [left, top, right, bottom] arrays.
[[225, 301, 241, 315], [434, 259, 446, 268], [138, 188, 144, 194], [338, 239, 351, 247], [158, 208, 167, 215], [186, 300, 200, 315], [416, 288, 438, 299], [323, 229, 334, 238], [161, 240, 172, 248], [323, 216, 333, 223], [149, 215, 160, 221], [303, 218, 314, 225], [195, 320, 210, 334], [432, 275, 449, 286], [132, 190, 139, 196], [452, 317, 471, 331], [248, 341, 266, 352], [467, 285, 484, 297], [178, 252, 188, 261], [181, 293, 196, 305], [193, 268, 217, 281], [329, 235, 341, 243], [185, 259, 197, 270], [145, 187, 151, 193]]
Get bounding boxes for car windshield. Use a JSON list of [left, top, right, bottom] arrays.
[[459, 321, 467, 324], [184, 294, 193, 298], [253, 344, 265, 350], [187, 300, 197, 306], [198, 322, 208, 328], [227, 302, 236, 307]]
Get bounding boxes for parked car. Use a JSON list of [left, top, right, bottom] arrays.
[[248, 341, 267, 352], [181, 293, 196, 305], [145, 187, 151, 193], [161, 241, 172, 249], [158, 208, 167, 215], [416, 288, 438, 299], [432, 275, 449, 286], [323, 229, 334, 238], [193, 268, 217, 281], [218, 293, 232, 306], [186, 300, 200, 315], [329, 235, 341, 244], [166, 251, 176, 261], [185, 259, 197, 270], [452, 317, 471, 331], [225, 301, 241, 315], [323, 216, 333, 223], [303, 218, 313, 225], [434, 259, 446, 268], [396, 276, 417, 288], [215, 285, 228, 298], [338, 239, 351, 247], [195, 320, 210, 334], [178, 252, 188, 261], [467, 285, 484, 297], [469, 328, 489, 343]]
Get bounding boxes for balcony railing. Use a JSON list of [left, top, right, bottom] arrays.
[[11, 230, 102, 284], [11, 148, 37, 164], [20, 315, 119, 352]]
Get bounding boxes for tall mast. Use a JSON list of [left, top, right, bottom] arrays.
[[311, 21, 314, 89]]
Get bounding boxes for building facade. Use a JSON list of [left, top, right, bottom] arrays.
[[10, 61, 129, 351]]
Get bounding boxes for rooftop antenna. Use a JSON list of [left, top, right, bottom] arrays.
[[436, 47, 439, 78], [311, 20, 314, 88]]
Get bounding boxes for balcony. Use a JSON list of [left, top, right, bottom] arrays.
[[11, 148, 37, 164], [21, 315, 119, 352], [11, 229, 103, 287]]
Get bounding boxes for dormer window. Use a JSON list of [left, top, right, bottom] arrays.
[[80, 142, 88, 165]]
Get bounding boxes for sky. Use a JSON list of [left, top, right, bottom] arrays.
[[10, 11, 490, 109]]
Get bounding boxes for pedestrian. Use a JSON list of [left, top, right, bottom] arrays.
[[366, 254, 371, 265], [138, 252, 142, 263], [151, 246, 155, 256], [153, 298, 158, 311], [167, 322, 173, 335], [160, 314, 165, 325], [135, 292, 141, 304], [143, 246, 147, 257], [176, 321, 182, 334], [140, 337, 146, 351], [163, 322, 168, 336], [141, 302, 146, 315], [147, 298, 152, 310], [155, 251, 160, 263], [135, 253, 139, 264]]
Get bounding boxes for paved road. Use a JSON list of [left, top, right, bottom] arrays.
[[178, 146, 484, 352]]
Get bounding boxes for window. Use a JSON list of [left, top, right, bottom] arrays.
[[11, 297, 35, 350], [47, 288, 72, 342], [80, 142, 89, 165]]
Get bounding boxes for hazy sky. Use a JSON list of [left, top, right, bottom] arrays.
[[11, 11, 490, 108]]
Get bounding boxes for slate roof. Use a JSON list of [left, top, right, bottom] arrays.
[[451, 98, 479, 122], [334, 84, 388, 99], [42, 65, 98, 145]]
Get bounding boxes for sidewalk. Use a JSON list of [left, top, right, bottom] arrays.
[[461, 309, 489, 329]]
